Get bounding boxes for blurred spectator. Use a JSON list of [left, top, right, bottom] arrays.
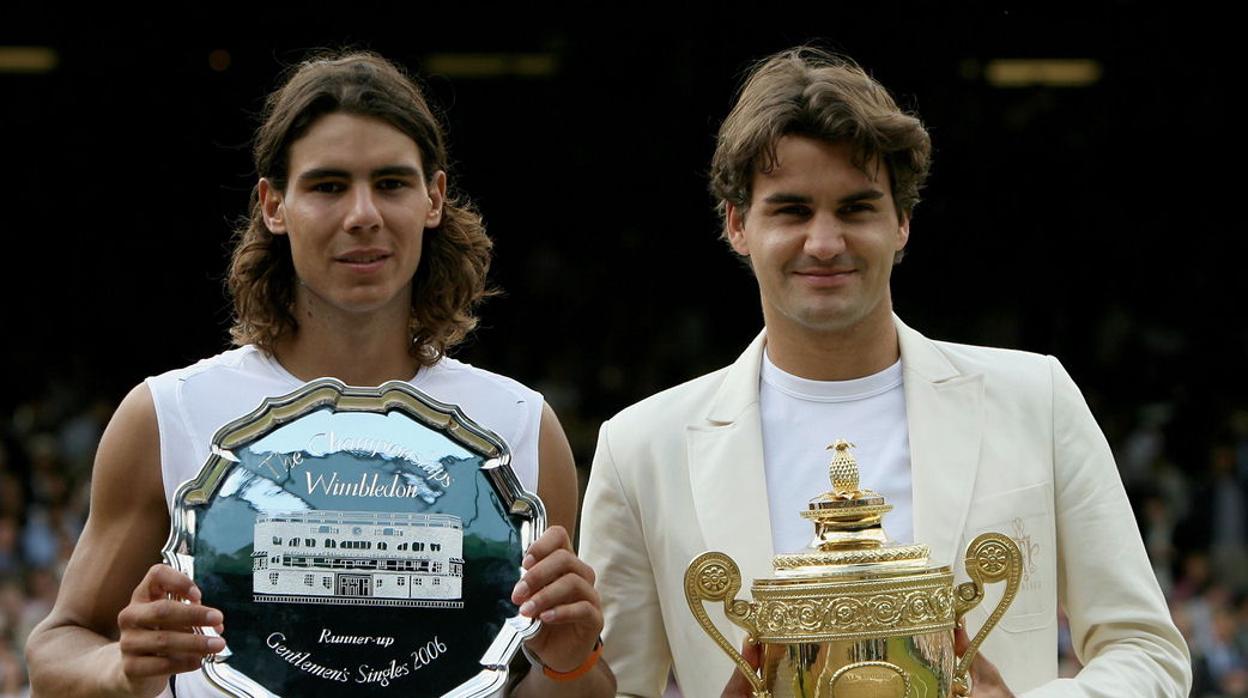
[[1205, 610, 1248, 696], [0, 576, 26, 697], [20, 481, 81, 573], [0, 521, 19, 578], [56, 399, 110, 481], [1179, 444, 1248, 594], [1121, 403, 1171, 491], [0, 642, 25, 697], [24, 435, 62, 508], [1208, 445, 1248, 593], [14, 568, 57, 656], [0, 393, 98, 697], [1140, 490, 1178, 596], [0, 473, 22, 522]]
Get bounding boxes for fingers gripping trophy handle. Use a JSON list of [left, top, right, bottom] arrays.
[[684, 552, 770, 698], [952, 532, 1023, 695]]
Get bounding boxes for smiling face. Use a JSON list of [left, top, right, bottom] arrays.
[[259, 112, 445, 324], [727, 135, 909, 341]]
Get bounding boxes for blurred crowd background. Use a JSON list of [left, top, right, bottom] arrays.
[[1, 5, 1242, 696]]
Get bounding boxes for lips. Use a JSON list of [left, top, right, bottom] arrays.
[[792, 267, 856, 288], [793, 268, 855, 277], [335, 250, 392, 264], [333, 249, 392, 275]]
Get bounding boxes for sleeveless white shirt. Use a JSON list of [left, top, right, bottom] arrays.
[[145, 345, 543, 697]]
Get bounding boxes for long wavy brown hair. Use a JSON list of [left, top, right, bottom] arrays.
[[227, 51, 494, 366]]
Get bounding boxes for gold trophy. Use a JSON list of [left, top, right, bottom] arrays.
[[684, 440, 1022, 697]]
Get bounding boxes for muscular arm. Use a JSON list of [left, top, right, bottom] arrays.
[[25, 384, 222, 698], [512, 402, 616, 697]]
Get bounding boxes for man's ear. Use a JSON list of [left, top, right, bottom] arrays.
[[725, 201, 750, 256], [425, 170, 447, 229], [258, 178, 287, 235], [897, 213, 910, 251]]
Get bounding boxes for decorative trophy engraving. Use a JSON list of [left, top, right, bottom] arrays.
[[162, 379, 545, 697], [685, 440, 1022, 698]]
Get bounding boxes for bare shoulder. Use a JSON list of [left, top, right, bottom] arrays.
[[37, 382, 169, 635], [90, 383, 166, 516]]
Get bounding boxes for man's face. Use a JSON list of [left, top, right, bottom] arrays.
[[727, 136, 909, 338], [259, 112, 445, 321]]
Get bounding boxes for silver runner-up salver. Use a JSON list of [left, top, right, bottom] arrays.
[[161, 379, 545, 697]]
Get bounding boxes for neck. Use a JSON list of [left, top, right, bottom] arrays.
[[764, 305, 900, 381], [273, 293, 421, 386]]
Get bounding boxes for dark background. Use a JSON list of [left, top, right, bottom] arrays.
[[3, 5, 1240, 458], [2, 4, 1246, 695]]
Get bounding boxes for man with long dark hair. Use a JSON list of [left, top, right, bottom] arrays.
[[27, 52, 613, 697]]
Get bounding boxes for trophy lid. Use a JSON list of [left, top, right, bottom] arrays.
[[772, 439, 931, 577]]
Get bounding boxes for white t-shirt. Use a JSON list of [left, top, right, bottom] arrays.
[[759, 350, 913, 554]]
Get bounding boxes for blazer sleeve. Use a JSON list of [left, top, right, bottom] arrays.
[[1020, 356, 1191, 697], [579, 420, 672, 698]]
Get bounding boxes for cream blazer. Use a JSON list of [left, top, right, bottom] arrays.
[[580, 316, 1190, 698]]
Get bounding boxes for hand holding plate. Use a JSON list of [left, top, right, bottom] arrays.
[[510, 525, 603, 674], [115, 563, 225, 696]]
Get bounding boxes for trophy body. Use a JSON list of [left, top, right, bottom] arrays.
[[759, 633, 952, 698], [686, 441, 1021, 698]]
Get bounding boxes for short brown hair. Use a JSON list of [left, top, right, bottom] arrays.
[[227, 51, 494, 365], [710, 47, 932, 230]]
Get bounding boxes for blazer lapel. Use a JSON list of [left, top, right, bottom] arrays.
[[897, 316, 986, 567], [686, 331, 776, 580], [682, 319, 986, 577]]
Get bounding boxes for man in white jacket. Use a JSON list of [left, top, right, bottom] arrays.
[[580, 46, 1191, 697]]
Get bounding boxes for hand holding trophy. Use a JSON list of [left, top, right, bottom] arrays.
[[685, 440, 1022, 698]]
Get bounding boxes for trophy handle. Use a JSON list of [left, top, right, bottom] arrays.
[[952, 532, 1023, 696], [684, 552, 770, 698]]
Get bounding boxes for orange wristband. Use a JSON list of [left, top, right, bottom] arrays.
[[541, 639, 604, 682]]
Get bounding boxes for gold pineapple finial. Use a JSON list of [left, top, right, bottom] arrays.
[[827, 439, 859, 498]]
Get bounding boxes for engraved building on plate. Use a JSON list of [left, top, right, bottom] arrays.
[[251, 511, 464, 607]]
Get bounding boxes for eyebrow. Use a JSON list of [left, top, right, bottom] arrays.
[[760, 189, 886, 206], [839, 189, 885, 205], [296, 165, 423, 183], [761, 192, 813, 206]]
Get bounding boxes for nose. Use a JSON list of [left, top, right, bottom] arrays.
[[803, 213, 847, 260], [344, 185, 382, 232]]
